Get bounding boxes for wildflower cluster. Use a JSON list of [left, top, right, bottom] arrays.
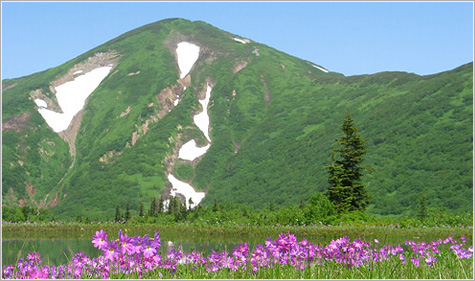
[[2, 231, 473, 279]]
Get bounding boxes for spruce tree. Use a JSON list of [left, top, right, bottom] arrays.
[[149, 198, 157, 216], [326, 112, 370, 213], [417, 191, 428, 222], [125, 202, 131, 221], [139, 200, 144, 217], [114, 205, 122, 222], [158, 196, 164, 214]]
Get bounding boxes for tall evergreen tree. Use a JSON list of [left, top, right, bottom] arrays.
[[158, 196, 164, 214], [326, 112, 370, 213], [149, 198, 157, 216], [139, 200, 144, 217], [125, 202, 131, 221], [417, 191, 428, 222], [168, 196, 176, 215], [114, 205, 122, 222]]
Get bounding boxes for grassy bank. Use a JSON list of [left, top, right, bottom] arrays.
[[3, 221, 473, 245]]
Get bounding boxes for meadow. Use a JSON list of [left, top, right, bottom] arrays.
[[2, 220, 473, 279]]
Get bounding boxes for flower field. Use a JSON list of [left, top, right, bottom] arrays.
[[2, 230, 473, 279]]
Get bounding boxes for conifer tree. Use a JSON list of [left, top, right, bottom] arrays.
[[326, 112, 370, 213], [125, 202, 131, 221], [158, 196, 164, 214], [139, 200, 144, 217], [114, 205, 122, 222], [149, 198, 157, 216], [168, 196, 176, 215], [417, 191, 428, 221]]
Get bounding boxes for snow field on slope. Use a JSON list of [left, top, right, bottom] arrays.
[[176, 42, 200, 79], [168, 174, 206, 208], [233, 37, 249, 44], [173, 84, 213, 205], [36, 66, 112, 132], [34, 99, 47, 108], [311, 64, 329, 73], [193, 84, 212, 142], [178, 140, 210, 161]]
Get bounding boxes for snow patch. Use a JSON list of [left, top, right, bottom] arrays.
[[73, 70, 83, 75], [193, 84, 212, 142], [168, 174, 205, 208], [310, 63, 329, 73], [36, 66, 112, 132], [167, 83, 213, 208], [34, 99, 47, 109], [178, 139, 210, 161], [233, 37, 250, 44], [176, 42, 200, 79], [174, 95, 180, 106]]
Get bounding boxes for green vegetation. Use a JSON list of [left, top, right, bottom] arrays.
[[1, 18, 472, 221], [326, 112, 370, 212], [3, 196, 472, 231]]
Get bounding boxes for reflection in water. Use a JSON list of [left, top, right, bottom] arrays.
[[4, 230, 462, 267], [2, 237, 257, 266], [2, 238, 102, 266]]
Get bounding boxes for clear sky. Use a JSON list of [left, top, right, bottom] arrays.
[[1, 1, 473, 79]]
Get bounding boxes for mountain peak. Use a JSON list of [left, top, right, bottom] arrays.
[[2, 19, 472, 220]]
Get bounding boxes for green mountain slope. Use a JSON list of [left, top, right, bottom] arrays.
[[2, 18, 472, 220]]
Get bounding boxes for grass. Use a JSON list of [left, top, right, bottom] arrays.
[[3, 222, 472, 246]]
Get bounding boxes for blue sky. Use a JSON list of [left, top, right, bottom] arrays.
[[1, 1, 473, 79]]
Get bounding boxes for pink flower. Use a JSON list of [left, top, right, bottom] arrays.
[[399, 254, 405, 264], [425, 255, 437, 266], [118, 229, 134, 255], [411, 257, 420, 267], [104, 240, 119, 261], [143, 245, 157, 258], [92, 230, 108, 250]]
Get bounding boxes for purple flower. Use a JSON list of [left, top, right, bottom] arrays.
[[411, 257, 420, 267], [152, 232, 161, 249], [131, 235, 150, 254], [399, 254, 405, 264], [104, 240, 119, 261], [143, 245, 157, 258], [118, 229, 134, 255], [92, 230, 108, 250], [425, 255, 437, 266]]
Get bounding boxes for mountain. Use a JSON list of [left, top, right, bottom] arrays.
[[2, 18, 472, 220]]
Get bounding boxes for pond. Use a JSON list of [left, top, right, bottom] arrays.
[[2, 232, 261, 266], [3, 226, 471, 267]]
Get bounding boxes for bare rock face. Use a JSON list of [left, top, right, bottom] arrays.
[[156, 82, 186, 118], [233, 60, 249, 74], [2, 112, 32, 132]]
